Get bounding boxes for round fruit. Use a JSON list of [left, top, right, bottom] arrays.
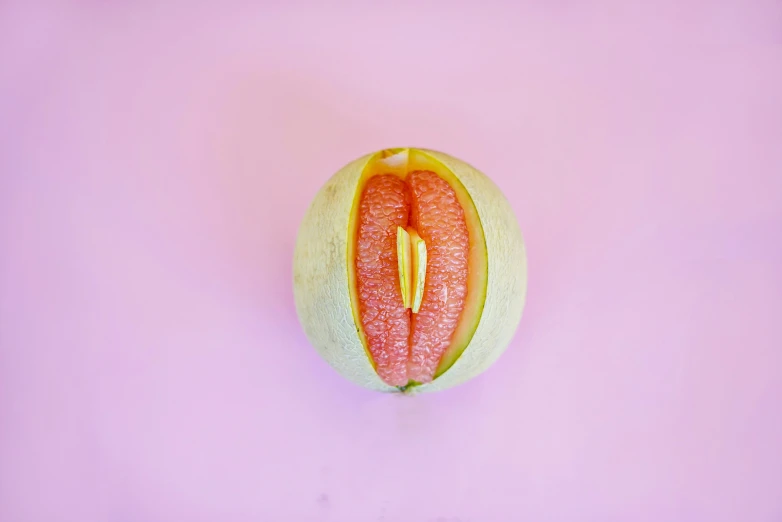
[[293, 148, 527, 393]]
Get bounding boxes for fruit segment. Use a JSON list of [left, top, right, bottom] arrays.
[[407, 171, 470, 383], [354, 175, 411, 387]]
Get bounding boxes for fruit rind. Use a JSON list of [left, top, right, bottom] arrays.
[[293, 149, 527, 393], [294, 153, 393, 391], [397, 226, 413, 310], [407, 228, 426, 315]]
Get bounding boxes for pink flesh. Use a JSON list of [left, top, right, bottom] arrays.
[[407, 171, 470, 383], [354, 175, 411, 386], [355, 171, 469, 386]]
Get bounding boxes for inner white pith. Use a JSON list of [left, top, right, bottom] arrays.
[[396, 225, 427, 314]]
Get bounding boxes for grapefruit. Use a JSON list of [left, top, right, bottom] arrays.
[[293, 148, 527, 393]]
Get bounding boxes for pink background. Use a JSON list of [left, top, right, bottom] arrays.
[[1, 2, 781, 521]]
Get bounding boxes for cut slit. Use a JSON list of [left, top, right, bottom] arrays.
[[354, 162, 472, 386]]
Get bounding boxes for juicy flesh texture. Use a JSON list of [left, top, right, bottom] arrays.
[[407, 172, 470, 383], [354, 171, 469, 386], [355, 175, 411, 386]]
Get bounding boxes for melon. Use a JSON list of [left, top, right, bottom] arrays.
[[293, 148, 527, 393]]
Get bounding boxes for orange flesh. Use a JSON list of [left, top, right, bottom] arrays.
[[351, 149, 485, 387]]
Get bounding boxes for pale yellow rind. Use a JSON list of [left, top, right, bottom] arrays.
[[396, 226, 412, 309], [292, 149, 527, 393], [408, 228, 427, 315]]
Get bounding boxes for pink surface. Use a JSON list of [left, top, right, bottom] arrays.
[[1, 2, 781, 521]]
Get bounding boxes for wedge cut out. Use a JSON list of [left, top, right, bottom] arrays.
[[348, 149, 488, 387]]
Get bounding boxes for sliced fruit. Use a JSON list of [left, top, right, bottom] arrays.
[[353, 174, 410, 387], [406, 150, 489, 379], [406, 170, 470, 384], [293, 147, 527, 394]]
